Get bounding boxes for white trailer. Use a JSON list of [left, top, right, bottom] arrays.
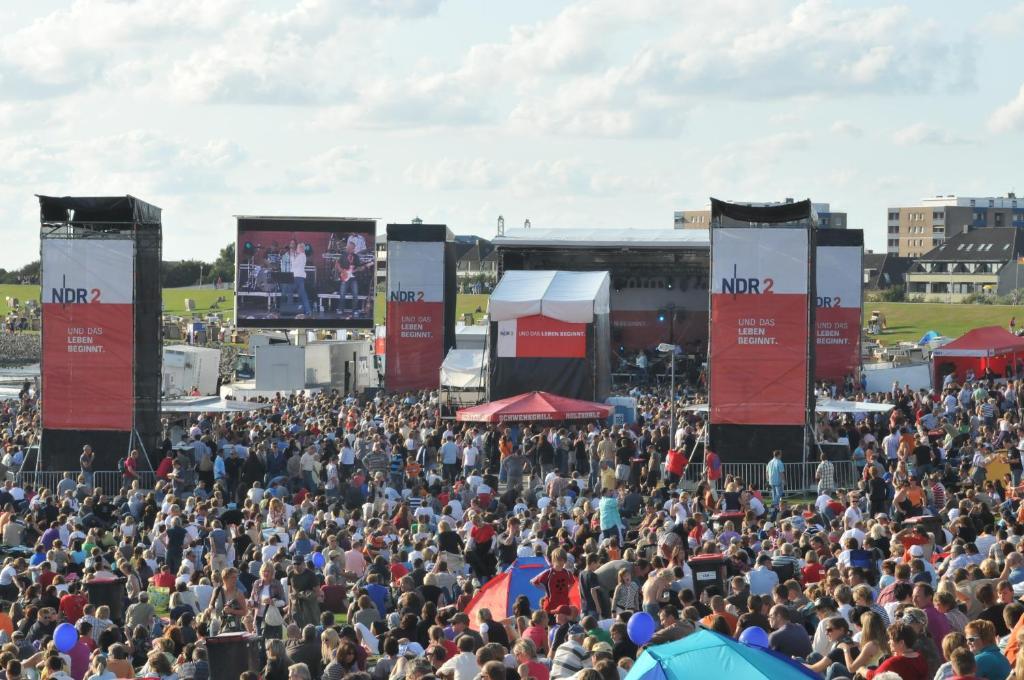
[[163, 345, 221, 397]]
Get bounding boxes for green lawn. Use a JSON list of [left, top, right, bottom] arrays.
[[3, 284, 491, 329], [864, 301, 1020, 345], [7, 283, 1009, 343]]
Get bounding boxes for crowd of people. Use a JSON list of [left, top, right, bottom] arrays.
[[2, 370, 1024, 680]]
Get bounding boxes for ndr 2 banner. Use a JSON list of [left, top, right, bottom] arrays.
[[709, 228, 810, 426], [42, 240, 135, 431]]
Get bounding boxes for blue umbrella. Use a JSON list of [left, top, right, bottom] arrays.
[[625, 630, 820, 680], [919, 330, 939, 346]]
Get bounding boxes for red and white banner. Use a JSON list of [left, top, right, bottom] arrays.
[[42, 240, 135, 430], [496, 315, 586, 358], [709, 228, 809, 426], [385, 241, 444, 392], [815, 245, 862, 382]]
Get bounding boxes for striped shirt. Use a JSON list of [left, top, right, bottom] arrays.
[[551, 640, 591, 680]]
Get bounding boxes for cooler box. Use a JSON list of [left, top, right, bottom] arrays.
[[711, 511, 745, 530], [84, 577, 127, 625], [207, 632, 260, 677], [688, 553, 727, 598]]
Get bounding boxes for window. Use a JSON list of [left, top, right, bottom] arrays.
[[995, 213, 1005, 227], [970, 199, 976, 207], [933, 211, 944, 220], [888, 211, 899, 221]]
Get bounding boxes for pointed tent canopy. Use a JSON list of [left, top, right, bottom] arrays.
[[931, 326, 1024, 358], [465, 556, 582, 630], [455, 391, 612, 423], [626, 630, 820, 680]]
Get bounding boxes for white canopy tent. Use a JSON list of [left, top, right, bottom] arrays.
[[440, 349, 487, 389], [162, 396, 271, 413], [488, 270, 610, 323], [681, 399, 894, 414]]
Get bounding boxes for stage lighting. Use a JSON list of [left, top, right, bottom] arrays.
[[657, 310, 667, 323], [665, 277, 673, 289], [244, 241, 254, 253]]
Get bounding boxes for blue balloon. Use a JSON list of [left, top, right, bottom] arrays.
[[311, 551, 326, 569], [738, 625, 769, 649], [54, 622, 78, 653], [627, 612, 656, 646]]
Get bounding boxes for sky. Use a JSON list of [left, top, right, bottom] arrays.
[[1, 0, 1023, 269]]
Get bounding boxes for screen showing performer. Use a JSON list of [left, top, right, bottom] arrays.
[[234, 217, 376, 329]]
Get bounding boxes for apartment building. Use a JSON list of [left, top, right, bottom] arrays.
[[904, 228, 1024, 302], [886, 193, 1024, 257]]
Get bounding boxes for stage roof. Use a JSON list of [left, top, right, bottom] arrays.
[[494, 228, 710, 249], [490, 270, 610, 322]]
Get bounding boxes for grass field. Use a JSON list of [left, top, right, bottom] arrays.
[[865, 302, 1021, 344], [1, 284, 490, 329], [4, 282, 1017, 342]]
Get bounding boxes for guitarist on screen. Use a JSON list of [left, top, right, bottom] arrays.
[[334, 240, 367, 317]]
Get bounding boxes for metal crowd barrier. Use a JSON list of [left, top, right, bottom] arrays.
[[682, 459, 859, 496], [14, 470, 157, 496]]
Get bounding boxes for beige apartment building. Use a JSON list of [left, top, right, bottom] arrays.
[[887, 194, 1024, 258]]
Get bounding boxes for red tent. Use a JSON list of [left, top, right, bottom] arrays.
[[932, 326, 1024, 386], [456, 390, 612, 423]]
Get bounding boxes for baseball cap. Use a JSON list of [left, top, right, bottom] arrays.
[[591, 641, 613, 654], [555, 605, 576, 617], [567, 624, 585, 636], [908, 545, 925, 558]]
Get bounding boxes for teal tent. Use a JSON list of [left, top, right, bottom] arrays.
[[625, 630, 820, 680]]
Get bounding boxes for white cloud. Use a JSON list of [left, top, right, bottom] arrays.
[[989, 84, 1024, 133], [891, 122, 970, 146], [283, 146, 373, 192], [830, 120, 864, 137]]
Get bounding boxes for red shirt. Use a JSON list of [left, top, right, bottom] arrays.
[[527, 660, 549, 680], [156, 457, 174, 480], [866, 654, 928, 679], [390, 563, 410, 584], [666, 449, 688, 476], [38, 570, 56, 589], [531, 567, 574, 612], [151, 572, 176, 588], [124, 456, 138, 478], [801, 563, 825, 584], [471, 524, 496, 545]]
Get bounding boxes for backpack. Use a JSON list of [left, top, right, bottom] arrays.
[[117, 457, 127, 474]]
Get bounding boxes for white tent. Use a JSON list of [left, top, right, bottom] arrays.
[[488, 270, 610, 323], [440, 349, 486, 389], [681, 399, 894, 414], [162, 396, 271, 413]]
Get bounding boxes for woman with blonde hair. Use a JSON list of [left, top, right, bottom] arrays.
[[843, 610, 889, 675], [321, 627, 341, 668]]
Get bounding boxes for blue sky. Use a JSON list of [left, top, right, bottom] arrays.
[[1, 0, 1023, 268]]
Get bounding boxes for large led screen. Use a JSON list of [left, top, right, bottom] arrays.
[[235, 217, 376, 329]]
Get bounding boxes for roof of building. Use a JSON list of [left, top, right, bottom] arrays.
[[918, 228, 1022, 262], [494, 227, 710, 248], [863, 252, 913, 289]]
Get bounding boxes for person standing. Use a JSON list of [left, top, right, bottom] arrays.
[[766, 450, 785, 510], [815, 453, 836, 496], [79, 445, 94, 489], [286, 239, 312, 317]]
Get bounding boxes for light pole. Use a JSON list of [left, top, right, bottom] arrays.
[[657, 342, 679, 441]]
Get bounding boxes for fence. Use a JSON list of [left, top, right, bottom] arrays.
[[14, 470, 157, 496], [682, 460, 859, 496]]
